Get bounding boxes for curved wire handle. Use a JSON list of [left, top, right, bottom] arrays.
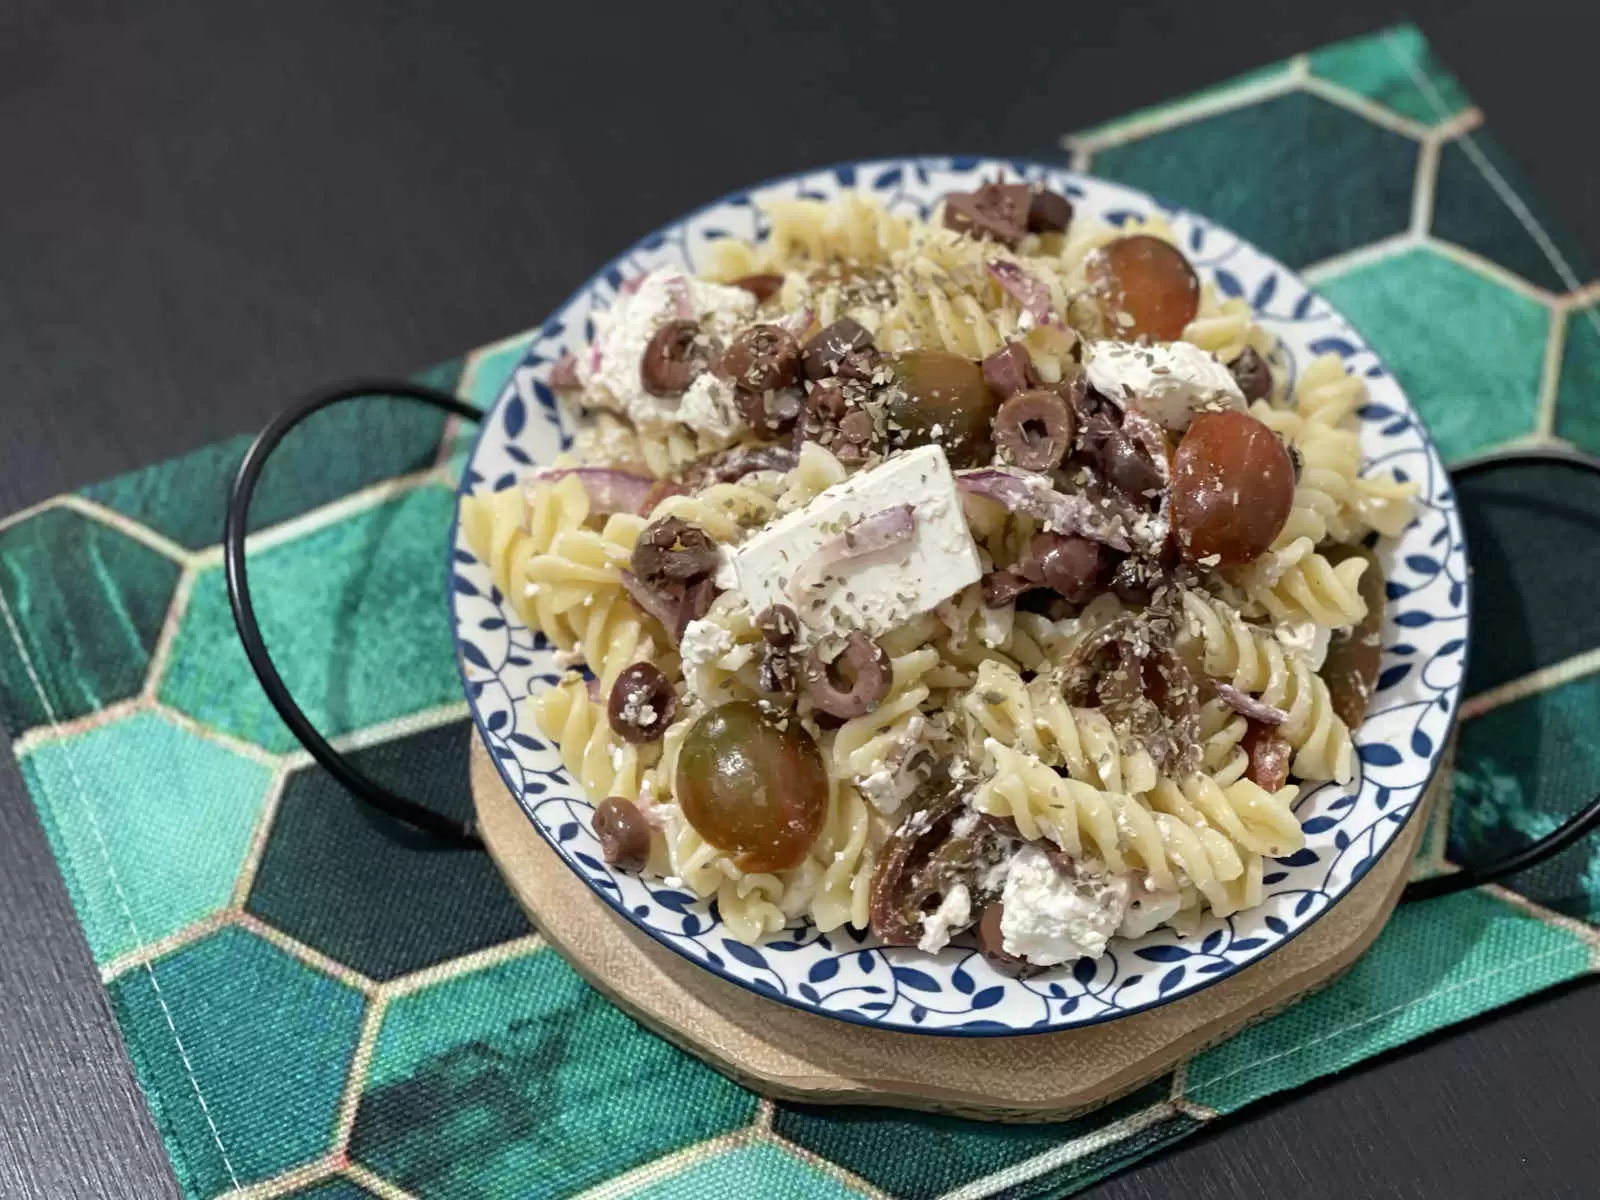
[[224, 380, 484, 849], [1402, 445, 1600, 902], [224, 386, 1600, 897]]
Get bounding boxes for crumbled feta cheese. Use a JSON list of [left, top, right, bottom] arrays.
[[677, 372, 744, 444], [619, 688, 657, 729], [856, 715, 935, 815], [979, 601, 1014, 649], [1084, 340, 1244, 432], [1275, 616, 1332, 671], [1000, 845, 1130, 965], [981, 853, 1013, 894], [727, 445, 981, 641], [1118, 876, 1183, 939], [917, 883, 972, 954], [576, 267, 755, 437], [679, 617, 736, 670]]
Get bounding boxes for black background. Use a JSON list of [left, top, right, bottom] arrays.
[[4, 2, 1600, 1196]]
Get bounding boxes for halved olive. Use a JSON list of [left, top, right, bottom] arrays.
[[1320, 544, 1387, 728], [884, 350, 997, 467], [676, 701, 828, 872], [1027, 532, 1102, 601], [720, 324, 802, 393]]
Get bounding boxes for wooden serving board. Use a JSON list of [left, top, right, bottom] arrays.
[[472, 734, 1433, 1121]]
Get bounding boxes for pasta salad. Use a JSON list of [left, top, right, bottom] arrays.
[[461, 179, 1415, 968]]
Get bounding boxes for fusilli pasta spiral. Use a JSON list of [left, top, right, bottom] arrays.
[[532, 674, 655, 806], [973, 740, 1263, 917], [1180, 591, 1355, 784]]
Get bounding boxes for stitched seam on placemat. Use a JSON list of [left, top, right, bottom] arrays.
[[1187, 941, 1586, 1094], [1385, 29, 1600, 339], [0, 584, 244, 1193]]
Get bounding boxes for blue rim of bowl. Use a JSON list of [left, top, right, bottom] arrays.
[[448, 154, 1472, 1037]]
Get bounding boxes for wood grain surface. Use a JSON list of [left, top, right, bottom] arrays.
[[4, 2, 1599, 1197], [471, 733, 1425, 1121]]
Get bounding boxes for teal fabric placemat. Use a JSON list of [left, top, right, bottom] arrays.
[[4, 24, 1598, 1199]]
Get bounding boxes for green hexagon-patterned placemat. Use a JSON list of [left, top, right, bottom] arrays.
[[4, 24, 1599, 1200]]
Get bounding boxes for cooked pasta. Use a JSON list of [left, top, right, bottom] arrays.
[[533, 674, 655, 805], [973, 740, 1262, 918], [961, 660, 1159, 796], [464, 182, 1406, 964], [1232, 536, 1370, 631], [1180, 591, 1355, 784]]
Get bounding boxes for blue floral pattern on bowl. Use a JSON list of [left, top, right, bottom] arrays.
[[449, 157, 1469, 1036]]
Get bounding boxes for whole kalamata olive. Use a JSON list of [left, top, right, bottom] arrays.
[[1320, 544, 1387, 728], [1080, 412, 1165, 501], [735, 384, 804, 438], [1171, 411, 1295, 565], [1086, 235, 1201, 342], [593, 796, 652, 870], [1228, 346, 1273, 402], [884, 350, 997, 468], [1028, 532, 1102, 601], [977, 902, 1022, 965], [942, 182, 1030, 246], [801, 632, 893, 719], [720, 324, 802, 393], [981, 342, 1039, 400], [1027, 189, 1074, 234], [606, 662, 677, 744], [756, 604, 800, 647], [640, 319, 708, 397], [801, 318, 874, 380], [993, 389, 1075, 471], [676, 701, 828, 871], [630, 516, 719, 585]]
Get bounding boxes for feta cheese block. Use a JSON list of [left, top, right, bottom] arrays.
[[726, 444, 982, 641], [1084, 339, 1245, 432]]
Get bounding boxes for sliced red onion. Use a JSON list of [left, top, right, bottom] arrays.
[[958, 468, 1139, 553], [527, 467, 654, 515], [987, 260, 1059, 329], [586, 675, 603, 704], [663, 274, 696, 320], [680, 444, 798, 489], [620, 568, 677, 631], [587, 340, 604, 377], [775, 305, 814, 337], [619, 570, 714, 643], [619, 274, 646, 296], [1216, 682, 1289, 726], [789, 504, 917, 604], [549, 353, 581, 390]]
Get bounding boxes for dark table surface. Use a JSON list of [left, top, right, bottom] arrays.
[[5, 3, 1600, 1197]]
